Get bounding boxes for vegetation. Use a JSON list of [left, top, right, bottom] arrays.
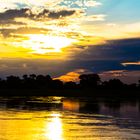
[[0, 73, 139, 97]]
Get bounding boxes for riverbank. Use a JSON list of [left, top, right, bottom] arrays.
[[0, 89, 139, 98]]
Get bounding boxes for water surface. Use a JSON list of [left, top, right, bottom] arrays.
[[0, 96, 140, 140]]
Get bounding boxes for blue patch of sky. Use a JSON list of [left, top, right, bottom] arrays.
[[60, 0, 84, 8], [88, 0, 140, 23], [15, 2, 28, 8]]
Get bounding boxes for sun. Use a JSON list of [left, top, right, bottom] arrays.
[[22, 34, 76, 54]]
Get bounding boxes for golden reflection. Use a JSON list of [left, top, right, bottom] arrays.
[[45, 113, 63, 140], [63, 99, 80, 112]]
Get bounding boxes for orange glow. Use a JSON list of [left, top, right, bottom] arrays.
[[56, 72, 80, 82], [63, 99, 80, 111]]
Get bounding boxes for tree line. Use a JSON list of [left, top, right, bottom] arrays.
[[0, 73, 139, 90]]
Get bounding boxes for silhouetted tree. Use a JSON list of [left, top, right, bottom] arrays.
[[64, 81, 77, 89], [22, 74, 37, 89], [22, 74, 28, 80], [138, 80, 140, 88], [104, 79, 124, 89], [6, 75, 21, 88], [29, 74, 36, 80], [0, 78, 5, 89], [36, 75, 46, 87], [79, 74, 101, 88], [0, 73, 139, 97], [128, 83, 137, 89], [51, 79, 63, 89], [44, 75, 52, 88]]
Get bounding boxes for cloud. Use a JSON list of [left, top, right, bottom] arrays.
[[0, 8, 32, 21], [0, 7, 82, 38], [55, 71, 80, 82], [122, 61, 140, 66], [62, 0, 102, 8], [0, 8, 33, 26], [0, 27, 50, 37], [100, 70, 140, 84], [107, 23, 117, 27], [81, 21, 140, 39], [55, 69, 90, 82], [55, 68, 140, 84], [0, 1, 18, 13], [0, 0, 102, 13], [0, 8, 77, 23], [0, 1, 105, 44], [46, 9, 76, 19], [73, 38, 140, 61], [80, 14, 106, 22], [100, 70, 127, 78], [0, 58, 70, 78], [58, 37, 140, 75], [84, 0, 102, 7], [0, 0, 63, 12]]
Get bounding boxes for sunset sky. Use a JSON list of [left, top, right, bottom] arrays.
[[0, 0, 140, 83]]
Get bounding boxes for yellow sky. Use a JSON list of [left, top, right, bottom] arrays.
[[0, 0, 140, 60]]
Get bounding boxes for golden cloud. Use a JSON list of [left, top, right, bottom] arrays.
[[55, 69, 91, 82], [122, 61, 140, 66]]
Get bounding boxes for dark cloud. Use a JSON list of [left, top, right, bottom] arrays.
[[0, 20, 25, 25], [0, 27, 50, 37], [0, 8, 32, 25], [74, 38, 140, 61], [0, 8, 31, 20], [63, 38, 140, 73], [0, 8, 76, 25], [0, 58, 68, 78], [99, 70, 140, 84], [47, 10, 75, 19], [63, 60, 124, 73], [37, 9, 76, 19]]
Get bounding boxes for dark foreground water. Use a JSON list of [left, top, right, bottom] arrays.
[[0, 96, 140, 140]]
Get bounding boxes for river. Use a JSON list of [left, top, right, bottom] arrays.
[[0, 96, 140, 140]]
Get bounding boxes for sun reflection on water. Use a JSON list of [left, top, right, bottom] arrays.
[[45, 113, 63, 140]]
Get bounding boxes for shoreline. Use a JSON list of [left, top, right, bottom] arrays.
[[0, 89, 139, 98]]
